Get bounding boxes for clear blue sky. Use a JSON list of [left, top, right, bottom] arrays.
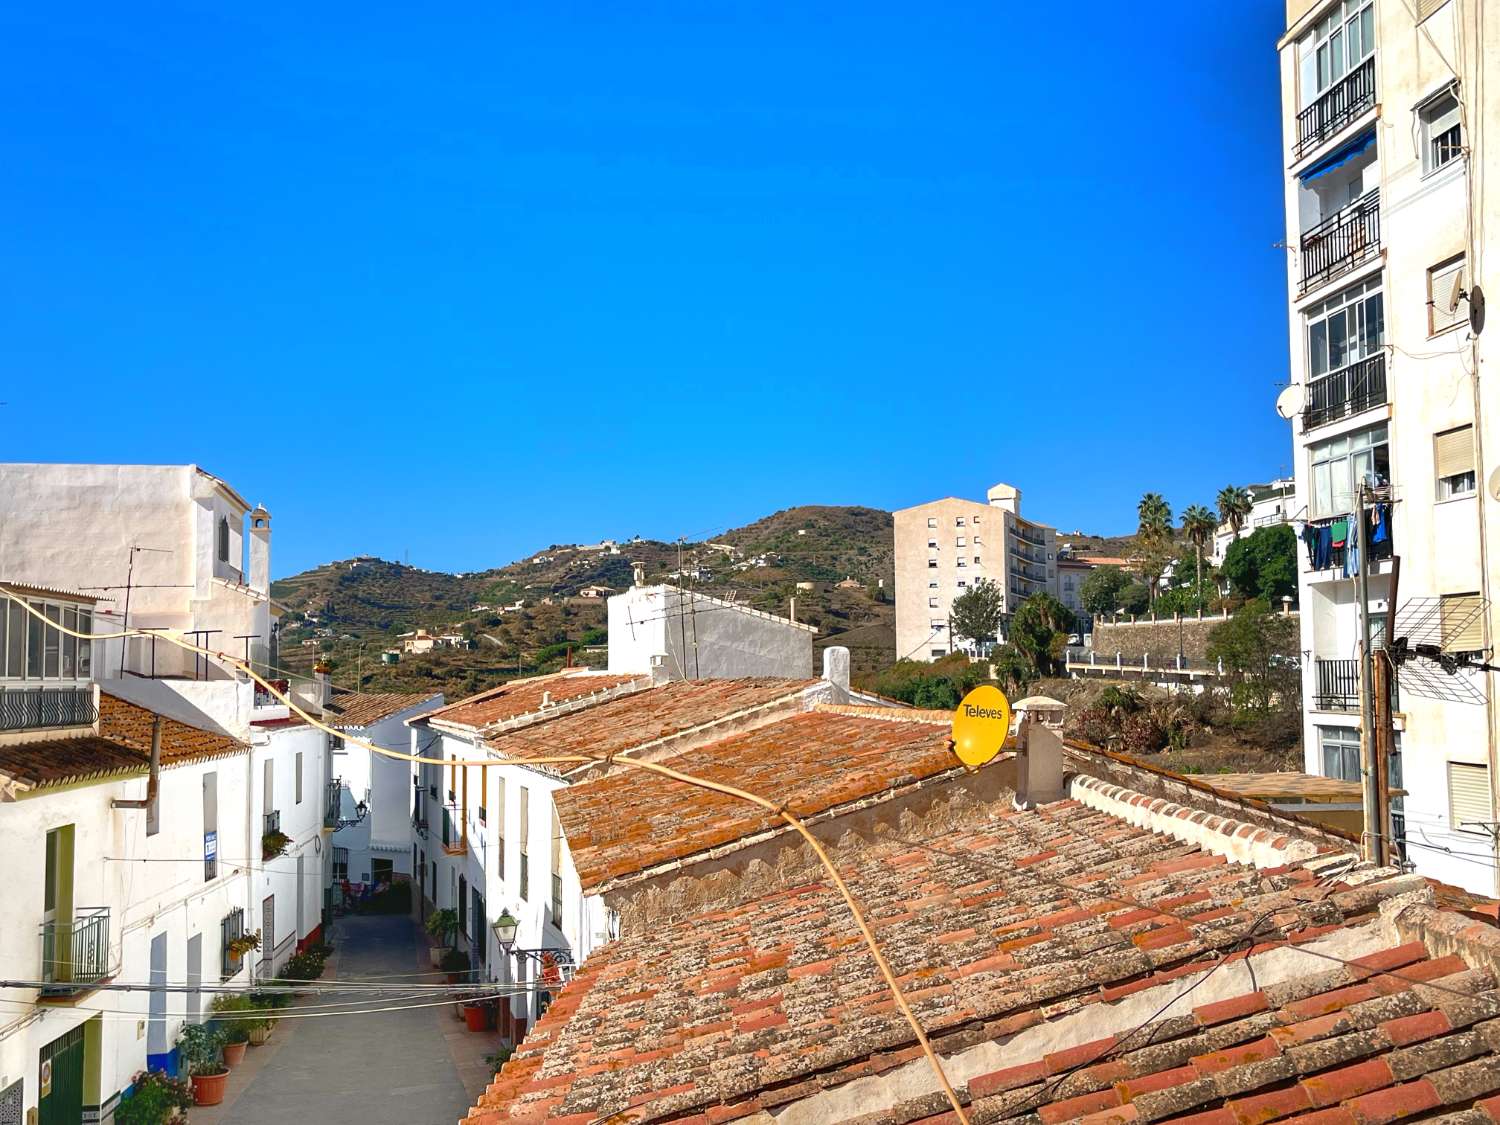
[[0, 3, 1293, 577]]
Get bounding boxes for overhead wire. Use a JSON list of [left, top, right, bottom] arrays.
[[0, 589, 973, 1124]]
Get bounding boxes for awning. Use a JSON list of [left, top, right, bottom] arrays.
[[1299, 130, 1376, 183]]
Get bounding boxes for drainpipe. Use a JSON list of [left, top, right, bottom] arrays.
[[112, 716, 161, 827]]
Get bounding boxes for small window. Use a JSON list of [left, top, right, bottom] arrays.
[[956, 580, 967, 588], [928, 581, 938, 589], [973, 556, 982, 565], [1420, 91, 1463, 175], [973, 535, 982, 545], [931, 620, 945, 630], [955, 517, 965, 527], [972, 514, 981, 524], [1319, 726, 1361, 782], [1448, 761, 1491, 833], [926, 517, 937, 528], [1428, 256, 1468, 335], [1440, 592, 1483, 653], [956, 537, 966, 547], [930, 648, 946, 658], [956, 559, 966, 568], [928, 559, 938, 569], [1435, 425, 1476, 499], [927, 539, 938, 549], [928, 597, 939, 608], [217, 516, 230, 563]]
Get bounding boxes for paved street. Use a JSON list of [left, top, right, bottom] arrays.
[[206, 914, 477, 1125]]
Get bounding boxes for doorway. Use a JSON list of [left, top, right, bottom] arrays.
[[38, 1024, 84, 1125], [261, 895, 275, 976]]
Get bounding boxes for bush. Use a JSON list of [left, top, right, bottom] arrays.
[[211, 992, 260, 1042], [176, 1022, 226, 1077], [426, 907, 459, 945], [861, 653, 988, 710], [440, 948, 472, 974], [115, 1070, 193, 1124], [279, 945, 332, 982]]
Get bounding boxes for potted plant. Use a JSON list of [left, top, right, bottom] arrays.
[[262, 829, 291, 860], [177, 1023, 229, 1106], [211, 993, 254, 1065], [463, 995, 493, 1033], [226, 928, 261, 964], [425, 907, 459, 966], [440, 947, 471, 985], [115, 1068, 193, 1124]]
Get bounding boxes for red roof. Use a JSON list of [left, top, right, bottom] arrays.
[[555, 709, 959, 891], [421, 671, 640, 731], [464, 799, 1412, 1124]]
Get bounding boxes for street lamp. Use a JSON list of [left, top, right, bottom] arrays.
[[491, 909, 519, 954]]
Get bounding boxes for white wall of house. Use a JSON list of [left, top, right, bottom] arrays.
[[607, 585, 815, 679], [249, 725, 328, 968]]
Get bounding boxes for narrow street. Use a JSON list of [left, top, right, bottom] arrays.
[[201, 915, 479, 1125]]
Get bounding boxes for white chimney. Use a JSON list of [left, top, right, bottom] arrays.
[[632, 562, 646, 587], [248, 506, 272, 594], [1012, 696, 1067, 808], [986, 483, 1021, 515], [821, 646, 850, 698], [648, 653, 674, 686]]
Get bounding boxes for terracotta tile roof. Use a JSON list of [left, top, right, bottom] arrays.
[[0, 735, 148, 788], [99, 691, 248, 765], [555, 710, 964, 890], [485, 678, 817, 765], [322, 690, 441, 729], [466, 800, 1404, 1124], [422, 671, 641, 731]]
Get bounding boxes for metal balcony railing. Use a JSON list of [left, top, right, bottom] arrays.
[[1014, 525, 1047, 548], [1300, 190, 1380, 296], [0, 686, 97, 733], [325, 779, 344, 829], [263, 809, 281, 836], [253, 678, 289, 708], [1314, 658, 1359, 711], [1303, 352, 1386, 430], [442, 806, 466, 855], [1296, 57, 1376, 160], [40, 908, 110, 993]]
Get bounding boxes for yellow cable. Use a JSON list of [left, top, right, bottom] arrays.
[[1, 589, 972, 1123]]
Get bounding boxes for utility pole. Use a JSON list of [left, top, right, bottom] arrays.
[[1354, 482, 1382, 865]]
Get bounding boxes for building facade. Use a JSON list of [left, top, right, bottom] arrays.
[[1277, 0, 1500, 893], [1210, 478, 1297, 565], [893, 482, 1058, 662]]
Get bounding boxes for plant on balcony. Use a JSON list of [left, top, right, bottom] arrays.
[[261, 829, 291, 860], [226, 928, 261, 961], [176, 1022, 229, 1105]]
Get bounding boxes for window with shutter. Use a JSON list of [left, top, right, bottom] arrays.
[[1420, 91, 1463, 175], [1434, 425, 1476, 499], [1428, 256, 1467, 335], [1448, 762, 1492, 832], [1440, 593, 1484, 652], [1417, 0, 1448, 20]]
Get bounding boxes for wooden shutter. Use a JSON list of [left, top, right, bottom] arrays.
[[1434, 426, 1475, 481], [1430, 257, 1467, 333], [1440, 593, 1484, 652], [1448, 761, 1492, 831], [1417, 0, 1448, 18]]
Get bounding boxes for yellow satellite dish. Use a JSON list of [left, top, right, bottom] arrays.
[[950, 684, 1012, 768]]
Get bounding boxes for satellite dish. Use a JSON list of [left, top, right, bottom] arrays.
[[1472, 284, 1485, 335], [1275, 383, 1306, 420], [950, 684, 1011, 769], [1487, 464, 1500, 503]]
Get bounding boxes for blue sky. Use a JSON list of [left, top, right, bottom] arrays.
[[0, 3, 1292, 577]]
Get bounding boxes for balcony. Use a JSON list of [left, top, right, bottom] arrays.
[[0, 686, 96, 733], [325, 779, 344, 829], [253, 678, 289, 709], [1015, 525, 1047, 548], [441, 806, 467, 856], [1299, 190, 1380, 296], [1296, 57, 1376, 160], [263, 809, 281, 836], [1313, 658, 1359, 711], [1308, 513, 1393, 575], [1303, 353, 1386, 430], [40, 908, 110, 995]]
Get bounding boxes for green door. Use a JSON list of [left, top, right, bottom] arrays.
[[38, 1024, 84, 1125]]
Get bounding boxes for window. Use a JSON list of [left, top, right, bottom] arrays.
[[928, 597, 939, 608], [928, 581, 938, 589], [930, 648, 945, 658], [973, 535, 982, 545], [1448, 762, 1491, 833], [927, 539, 938, 549], [478, 764, 488, 825], [1435, 426, 1476, 500], [332, 848, 349, 880], [519, 787, 530, 900], [294, 752, 304, 804], [973, 556, 981, 565], [1428, 256, 1468, 334], [956, 537, 966, 547], [1319, 726, 1361, 782], [550, 810, 563, 920], [956, 580, 967, 589], [217, 516, 230, 564], [972, 515, 981, 524], [955, 517, 965, 527], [956, 559, 966, 568], [928, 559, 938, 569], [1309, 423, 1388, 518], [220, 907, 245, 979], [1420, 90, 1463, 175], [1306, 276, 1383, 382], [1439, 592, 1483, 653], [926, 517, 937, 528], [1299, 0, 1374, 107], [931, 620, 945, 631], [42, 605, 59, 677]]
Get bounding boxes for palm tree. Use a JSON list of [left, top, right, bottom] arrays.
[[1136, 493, 1173, 606], [1181, 504, 1216, 608], [1216, 486, 1253, 541]]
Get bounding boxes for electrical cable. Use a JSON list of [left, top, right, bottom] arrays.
[[0, 591, 973, 1125]]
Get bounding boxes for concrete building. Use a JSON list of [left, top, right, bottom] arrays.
[[1276, 0, 1500, 893], [1055, 556, 1095, 622], [893, 482, 1058, 661], [606, 579, 815, 679], [1210, 478, 1297, 565]]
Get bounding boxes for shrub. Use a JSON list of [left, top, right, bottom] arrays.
[[426, 907, 459, 945], [440, 948, 472, 974], [211, 992, 260, 1042], [279, 945, 332, 981], [115, 1070, 193, 1124], [176, 1022, 226, 1077]]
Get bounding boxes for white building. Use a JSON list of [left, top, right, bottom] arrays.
[[606, 580, 815, 679], [893, 482, 1059, 661], [0, 583, 323, 1121], [1276, 0, 1500, 893], [323, 689, 443, 894], [1210, 479, 1297, 565]]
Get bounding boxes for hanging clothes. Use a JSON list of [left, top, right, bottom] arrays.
[[1329, 519, 1349, 548], [1313, 525, 1333, 570], [1344, 542, 1360, 578], [1301, 524, 1319, 567], [1371, 503, 1390, 544]]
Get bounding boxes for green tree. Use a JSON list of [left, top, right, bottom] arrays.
[[1135, 493, 1174, 607], [864, 654, 987, 710], [1221, 524, 1298, 604], [950, 578, 1004, 646], [1080, 567, 1129, 616], [1180, 505, 1217, 607], [1009, 593, 1076, 678], [1118, 582, 1150, 615], [990, 643, 1035, 696], [1206, 597, 1301, 717], [1216, 485, 1253, 541]]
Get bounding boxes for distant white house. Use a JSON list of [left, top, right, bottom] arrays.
[[1211, 479, 1296, 565]]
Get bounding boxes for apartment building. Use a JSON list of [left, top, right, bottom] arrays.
[[1277, 0, 1499, 893], [893, 482, 1058, 661]]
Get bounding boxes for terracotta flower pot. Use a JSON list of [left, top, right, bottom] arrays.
[[192, 1070, 230, 1106], [464, 1004, 488, 1032], [223, 1041, 248, 1067]]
